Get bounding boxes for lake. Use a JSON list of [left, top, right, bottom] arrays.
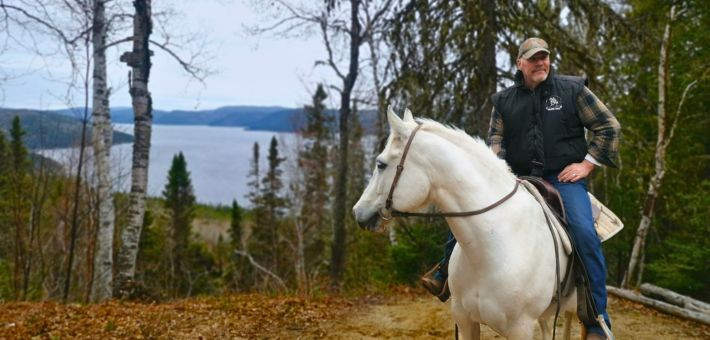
[[40, 124, 298, 206]]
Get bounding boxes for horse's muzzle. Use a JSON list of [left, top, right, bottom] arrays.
[[358, 213, 380, 231]]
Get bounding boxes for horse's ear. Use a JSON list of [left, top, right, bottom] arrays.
[[387, 106, 410, 138], [403, 108, 414, 123]]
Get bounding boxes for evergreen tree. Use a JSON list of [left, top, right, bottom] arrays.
[[162, 151, 196, 295], [246, 142, 262, 222], [299, 84, 333, 236], [289, 84, 334, 291], [9, 117, 29, 174], [7, 116, 31, 300], [0, 131, 9, 264], [261, 136, 286, 272]]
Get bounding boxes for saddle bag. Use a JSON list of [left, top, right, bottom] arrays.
[[588, 193, 624, 242]]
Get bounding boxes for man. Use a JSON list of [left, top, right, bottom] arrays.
[[420, 37, 620, 340]]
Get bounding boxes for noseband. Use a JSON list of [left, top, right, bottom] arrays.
[[380, 122, 520, 219]]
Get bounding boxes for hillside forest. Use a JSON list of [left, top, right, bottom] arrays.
[[0, 0, 707, 308]]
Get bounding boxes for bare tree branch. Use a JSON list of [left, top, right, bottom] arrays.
[[234, 250, 287, 291], [0, 2, 87, 46], [664, 67, 709, 150]]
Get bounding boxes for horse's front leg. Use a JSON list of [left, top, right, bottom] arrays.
[[451, 298, 480, 340], [455, 320, 480, 340], [563, 311, 573, 340]]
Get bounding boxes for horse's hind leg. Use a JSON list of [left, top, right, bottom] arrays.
[[455, 321, 480, 340]]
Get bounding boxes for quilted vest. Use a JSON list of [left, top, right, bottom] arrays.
[[491, 72, 587, 176]]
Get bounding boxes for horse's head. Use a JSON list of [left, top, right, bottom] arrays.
[[353, 108, 432, 231]]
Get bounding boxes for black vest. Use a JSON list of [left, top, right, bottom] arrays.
[[491, 72, 587, 176]]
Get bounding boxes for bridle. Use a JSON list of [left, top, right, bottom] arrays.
[[379, 122, 520, 220]]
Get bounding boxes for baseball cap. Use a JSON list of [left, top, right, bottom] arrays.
[[517, 37, 550, 59]]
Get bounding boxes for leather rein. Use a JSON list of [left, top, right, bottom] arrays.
[[379, 122, 520, 220]]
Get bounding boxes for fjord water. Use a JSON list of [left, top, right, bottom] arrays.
[[39, 124, 296, 206]]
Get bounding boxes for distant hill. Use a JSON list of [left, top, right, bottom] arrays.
[[0, 108, 134, 149], [51, 105, 378, 133]]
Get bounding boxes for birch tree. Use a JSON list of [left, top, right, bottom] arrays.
[[89, 0, 114, 303], [622, 4, 707, 288], [115, 0, 153, 298]]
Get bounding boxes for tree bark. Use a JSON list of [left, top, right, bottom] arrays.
[[640, 283, 710, 314], [607, 286, 710, 326], [330, 0, 361, 292], [115, 0, 153, 299], [89, 0, 115, 303], [474, 0, 497, 137], [623, 4, 676, 288], [294, 219, 307, 294]]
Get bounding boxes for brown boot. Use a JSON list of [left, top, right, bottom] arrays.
[[420, 264, 450, 302]]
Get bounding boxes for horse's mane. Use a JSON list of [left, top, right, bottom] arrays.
[[416, 118, 514, 179]]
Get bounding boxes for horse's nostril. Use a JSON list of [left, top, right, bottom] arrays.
[[359, 213, 380, 231]]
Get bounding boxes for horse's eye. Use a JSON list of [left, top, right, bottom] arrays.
[[376, 160, 387, 170]]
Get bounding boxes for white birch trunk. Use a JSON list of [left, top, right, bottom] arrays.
[[115, 0, 153, 298], [89, 0, 115, 303], [623, 5, 676, 288], [294, 219, 307, 294]]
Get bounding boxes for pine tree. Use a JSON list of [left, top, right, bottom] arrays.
[[162, 151, 196, 295], [7, 116, 31, 300], [0, 130, 10, 265], [246, 142, 262, 222], [290, 84, 334, 292], [299, 84, 332, 233], [261, 136, 286, 272]]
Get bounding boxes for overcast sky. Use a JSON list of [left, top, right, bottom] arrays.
[[0, 1, 340, 111]]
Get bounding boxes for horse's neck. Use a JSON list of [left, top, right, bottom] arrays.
[[429, 150, 532, 261], [430, 152, 515, 216]]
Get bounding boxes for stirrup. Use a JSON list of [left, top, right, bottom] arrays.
[[420, 264, 450, 302], [435, 279, 450, 302]]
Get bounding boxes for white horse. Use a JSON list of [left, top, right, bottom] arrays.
[[353, 109, 578, 340]]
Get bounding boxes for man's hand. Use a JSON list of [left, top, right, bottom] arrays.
[[558, 160, 595, 183]]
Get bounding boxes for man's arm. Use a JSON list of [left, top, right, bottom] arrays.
[[576, 86, 621, 168], [486, 107, 506, 159]]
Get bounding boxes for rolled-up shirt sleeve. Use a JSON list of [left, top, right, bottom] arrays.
[[576, 86, 621, 168], [487, 107, 506, 159]]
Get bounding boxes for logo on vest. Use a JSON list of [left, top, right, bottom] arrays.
[[545, 95, 563, 111]]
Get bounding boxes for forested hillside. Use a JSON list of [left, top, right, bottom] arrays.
[[0, 109, 133, 149], [0, 2, 706, 336], [50, 106, 378, 133]]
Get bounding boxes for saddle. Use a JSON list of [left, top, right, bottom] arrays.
[[519, 176, 566, 224]]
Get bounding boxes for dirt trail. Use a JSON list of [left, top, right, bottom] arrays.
[[307, 295, 709, 339]]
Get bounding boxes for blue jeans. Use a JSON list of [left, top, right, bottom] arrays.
[[437, 176, 611, 335], [545, 175, 610, 335]]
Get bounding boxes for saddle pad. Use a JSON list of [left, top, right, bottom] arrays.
[[588, 193, 624, 242], [520, 180, 572, 255]]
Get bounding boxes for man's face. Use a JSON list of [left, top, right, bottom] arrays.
[[517, 52, 550, 87]]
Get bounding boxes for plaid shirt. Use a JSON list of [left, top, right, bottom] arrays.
[[487, 86, 621, 168]]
